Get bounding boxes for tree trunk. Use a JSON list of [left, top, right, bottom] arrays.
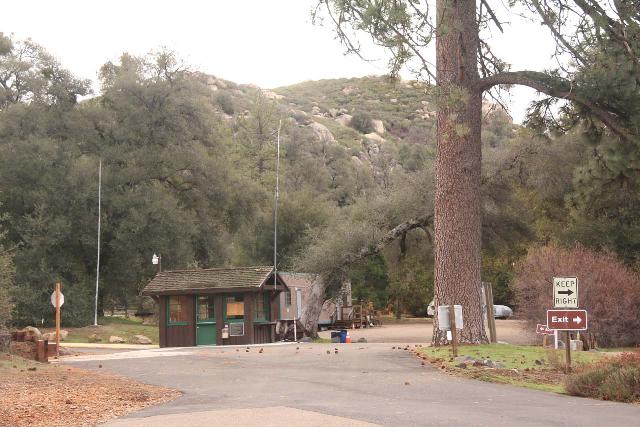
[[300, 277, 327, 338], [432, 0, 488, 344]]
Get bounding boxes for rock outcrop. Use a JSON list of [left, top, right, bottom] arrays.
[[130, 334, 153, 345], [335, 114, 352, 127], [309, 122, 336, 144], [372, 119, 385, 134]]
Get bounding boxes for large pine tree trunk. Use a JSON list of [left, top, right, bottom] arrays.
[[432, 0, 488, 344]]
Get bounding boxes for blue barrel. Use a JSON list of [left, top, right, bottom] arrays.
[[339, 330, 347, 343]]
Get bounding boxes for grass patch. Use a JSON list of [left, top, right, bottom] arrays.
[[418, 344, 612, 394], [422, 344, 604, 369], [0, 352, 50, 374], [313, 338, 333, 344], [44, 316, 159, 345]]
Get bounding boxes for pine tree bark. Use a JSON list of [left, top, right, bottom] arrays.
[[432, 0, 488, 344]]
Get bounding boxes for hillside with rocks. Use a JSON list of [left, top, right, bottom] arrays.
[[0, 40, 524, 326], [201, 74, 517, 184]]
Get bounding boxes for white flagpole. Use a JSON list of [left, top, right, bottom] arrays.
[[94, 159, 102, 326], [273, 120, 281, 290]]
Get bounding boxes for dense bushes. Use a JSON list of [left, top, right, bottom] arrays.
[[216, 92, 235, 115], [350, 111, 374, 134], [0, 230, 14, 327], [566, 350, 640, 402], [513, 245, 640, 347]]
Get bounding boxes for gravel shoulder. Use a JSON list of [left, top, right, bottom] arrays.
[[319, 319, 538, 345]]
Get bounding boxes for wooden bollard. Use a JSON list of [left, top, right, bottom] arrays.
[[36, 340, 48, 363]]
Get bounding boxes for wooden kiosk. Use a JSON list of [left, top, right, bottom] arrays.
[[142, 266, 288, 347]]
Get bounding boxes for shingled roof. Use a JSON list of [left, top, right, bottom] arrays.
[[141, 266, 286, 296]]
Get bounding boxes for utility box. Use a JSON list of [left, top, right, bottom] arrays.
[[437, 305, 464, 331], [570, 339, 584, 351]]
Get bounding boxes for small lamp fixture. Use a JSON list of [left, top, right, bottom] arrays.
[[152, 253, 159, 265]]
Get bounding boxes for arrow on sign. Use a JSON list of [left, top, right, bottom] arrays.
[[557, 289, 574, 296], [573, 316, 582, 324]]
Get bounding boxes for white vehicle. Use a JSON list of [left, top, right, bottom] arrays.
[[427, 300, 513, 319]]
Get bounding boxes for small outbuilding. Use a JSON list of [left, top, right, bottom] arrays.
[[277, 272, 353, 327], [142, 266, 288, 347]]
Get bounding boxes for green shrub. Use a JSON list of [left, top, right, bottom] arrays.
[[350, 111, 374, 134], [0, 245, 14, 327], [566, 350, 640, 402], [216, 92, 235, 115]]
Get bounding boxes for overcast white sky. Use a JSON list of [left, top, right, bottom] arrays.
[[1, 0, 556, 123]]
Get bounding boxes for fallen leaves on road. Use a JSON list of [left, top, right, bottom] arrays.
[[0, 361, 181, 427]]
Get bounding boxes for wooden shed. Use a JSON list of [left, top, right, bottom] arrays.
[[278, 272, 352, 327], [141, 266, 288, 347]]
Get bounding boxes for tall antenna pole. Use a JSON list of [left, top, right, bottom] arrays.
[[94, 159, 102, 326], [273, 119, 282, 290]]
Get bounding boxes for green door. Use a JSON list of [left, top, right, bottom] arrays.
[[196, 295, 216, 345]]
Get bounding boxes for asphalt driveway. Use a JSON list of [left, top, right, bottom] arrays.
[[63, 343, 640, 426]]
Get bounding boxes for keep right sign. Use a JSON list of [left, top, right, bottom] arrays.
[[547, 309, 588, 331], [553, 277, 578, 308]]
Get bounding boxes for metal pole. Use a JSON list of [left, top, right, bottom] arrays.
[[293, 287, 297, 342], [554, 329, 559, 349], [273, 119, 282, 290], [55, 282, 61, 359], [93, 159, 102, 326]]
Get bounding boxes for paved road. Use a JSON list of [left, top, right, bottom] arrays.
[[64, 344, 640, 426]]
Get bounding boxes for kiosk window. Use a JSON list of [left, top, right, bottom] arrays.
[[168, 296, 189, 325], [225, 294, 244, 320]]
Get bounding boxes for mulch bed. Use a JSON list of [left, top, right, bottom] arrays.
[[0, 361, 181, 426]]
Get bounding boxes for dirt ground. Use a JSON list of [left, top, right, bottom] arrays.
[[0, 353, 180, 427], [318, 319, 538, 344]]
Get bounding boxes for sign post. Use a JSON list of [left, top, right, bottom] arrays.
[[448, 305, 458, 357], [437, 305, 463, 355], [50, 283, 64, 359], [565, 331, 571, 371], [55, 283, 60, 358], [551, 277, 580, 369], [547, 309, 588, 372], [536, 323, 553, 347]]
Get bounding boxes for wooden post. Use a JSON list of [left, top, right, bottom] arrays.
[[55, 282, 61, 359], [483, 283, 497, 343], [448, 305, 458, 357], [565, 331, 571, 372]]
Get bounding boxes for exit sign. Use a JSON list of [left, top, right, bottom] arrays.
[[547, 309, 588, 331], [553, 277, 578, 308]]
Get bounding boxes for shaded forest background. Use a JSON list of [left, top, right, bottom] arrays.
[[0, 33, 638, 326]]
